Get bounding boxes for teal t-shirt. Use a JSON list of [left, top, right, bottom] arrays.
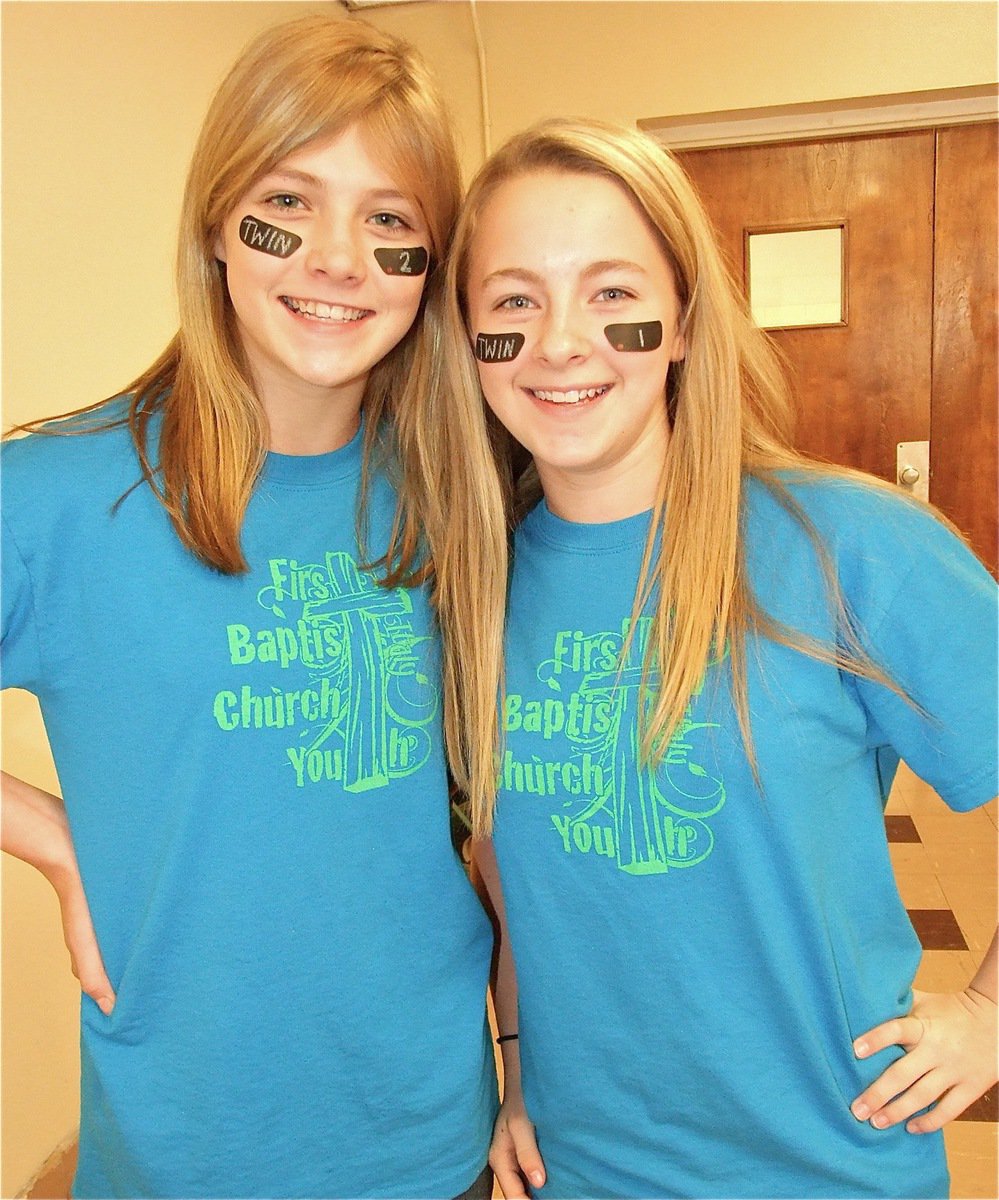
[[2, 411, 496, 1198], [491, 474, 997, 1199]]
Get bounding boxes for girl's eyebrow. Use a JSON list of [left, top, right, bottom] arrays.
[[480, 267, 544, 289], [260, 168, 323, 189], [480, 260, 648, 288], [583, 259, 647, 278], [366, 189, 417, 208], [258, 171, 413, 208]]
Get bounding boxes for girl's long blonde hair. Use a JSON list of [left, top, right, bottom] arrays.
[[441, 118, 935, 836]]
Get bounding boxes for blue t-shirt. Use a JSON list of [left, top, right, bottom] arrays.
[[2, 411, 497, 1198], [491, 474, 997, 1199]]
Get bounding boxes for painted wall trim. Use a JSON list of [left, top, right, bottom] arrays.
[[640, 84, 999, 150]]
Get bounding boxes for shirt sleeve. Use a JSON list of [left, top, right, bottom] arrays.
[[1, 509, 43, 693], [848, 508, 998, 812]]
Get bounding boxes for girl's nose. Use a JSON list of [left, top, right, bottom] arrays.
[[535, 304, 590, 366], [305, 221, 366, 284]]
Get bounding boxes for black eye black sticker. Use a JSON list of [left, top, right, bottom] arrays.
[[474, 332, 526, 363], [238, 216, 302, 258], [373, 246, 429, 276], [604, 321, 663, 352]]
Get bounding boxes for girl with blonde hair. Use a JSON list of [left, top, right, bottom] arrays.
[[1, 16, 501, 1198], [443, 118, 997, 1198]]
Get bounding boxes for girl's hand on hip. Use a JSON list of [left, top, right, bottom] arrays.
[[851, 987, 998, 1133], [1, 771, 115, 1014], [49, 857, 116, 1015]]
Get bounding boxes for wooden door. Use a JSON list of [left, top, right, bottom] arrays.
[[677, 125, 997, 576], [930, 123, 998, 577]]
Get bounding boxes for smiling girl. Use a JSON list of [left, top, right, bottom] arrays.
[[444, 119, 998, 1199], [1, 17, 502, 1199]]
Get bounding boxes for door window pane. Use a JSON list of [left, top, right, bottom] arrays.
[[747, 226, 845, 329]]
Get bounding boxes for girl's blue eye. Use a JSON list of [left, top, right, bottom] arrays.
[[598, 287, 631, 301], [371, 212, 410, 230], [267, 194, 302, 210], [499, 296, 535, 310]]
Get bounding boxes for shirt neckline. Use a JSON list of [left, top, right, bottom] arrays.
[[261, 423, 364, 486], [522, 498, 655, 552]]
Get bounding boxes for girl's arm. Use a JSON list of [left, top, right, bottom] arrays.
[[473, 838, 546, 1198], [1, 770, 115, 1013], [850, 844, 998, 1134]]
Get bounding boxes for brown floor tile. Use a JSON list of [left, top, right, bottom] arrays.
[[886, 814, 921, 842], [909, 908, 969, 950], [957, 1086, 999, 1124]]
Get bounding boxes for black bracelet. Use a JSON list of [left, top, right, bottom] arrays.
[[496, 1033, 519, 1044]]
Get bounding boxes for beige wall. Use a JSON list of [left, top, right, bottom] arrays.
[[2, 1, 994, 1193], [377, 1, 998, 155]]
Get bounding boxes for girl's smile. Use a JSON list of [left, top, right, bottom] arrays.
[[525, 384, 612, 406], [279, 297, 371, 322]]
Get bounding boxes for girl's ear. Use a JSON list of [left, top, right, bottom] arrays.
[[214, 229, 228, 264]]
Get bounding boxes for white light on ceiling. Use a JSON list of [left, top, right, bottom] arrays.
[[341, 1, 424, 10]]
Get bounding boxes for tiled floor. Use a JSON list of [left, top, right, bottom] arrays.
[[22, 764, 999, 1200], [887, 762, 998, 1197]]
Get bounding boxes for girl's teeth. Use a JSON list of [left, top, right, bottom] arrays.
[[533, 386, 607, 404], [284, 298, 366, 321]]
